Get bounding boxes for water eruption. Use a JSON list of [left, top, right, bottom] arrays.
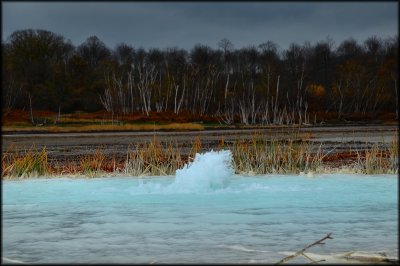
[[173, 150, 234, 191]]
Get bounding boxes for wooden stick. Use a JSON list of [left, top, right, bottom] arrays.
[[301, 252, 319, 263], [276, 233, 333, 264]]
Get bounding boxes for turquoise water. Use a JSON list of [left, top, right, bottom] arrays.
[[2, 151, 398, 263]]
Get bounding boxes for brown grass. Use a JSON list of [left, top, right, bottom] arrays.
[[231, 133, 324, 174], [351, 138, 399, 174], [124, 141, 186, 176], [2, 134, 398, 179], [2, 146, 50, 178]]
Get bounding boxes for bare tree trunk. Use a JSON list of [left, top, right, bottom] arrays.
[[370, 86, 385, 118], [392, 73, 398, 119], [335, 79, 344, 119], [112, 73, 127, 115], [3, 78, 21, 116], [176, 77, 186, 114], [127, 71, 135, 113], [155, 71, 163, 112], [217, 98, 235, 125], [224, 73, 230, 103], [174, 84, 180, 114], [28, 92, 35, 125], [303, 101, 309, 125], [249, 82, 260, 124], [273, 76, 280, 124], [261, 100, 270, 125], [296, 63, 305, 124], [239, 100, 250, 125], [54, 105, 61, 124], [137, 65, 157, 116]]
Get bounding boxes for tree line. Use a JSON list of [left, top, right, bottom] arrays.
[[2, 29, 398, 125]]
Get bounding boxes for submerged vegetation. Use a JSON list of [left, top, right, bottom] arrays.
[[2, 134, 398, 179]]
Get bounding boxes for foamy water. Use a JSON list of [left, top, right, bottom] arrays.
[[174, 150, 234, 191], [2, 150, 398, 263]]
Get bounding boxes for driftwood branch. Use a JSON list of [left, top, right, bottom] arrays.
[[276, 233, 333, 264], [301, 252, 322, 264]]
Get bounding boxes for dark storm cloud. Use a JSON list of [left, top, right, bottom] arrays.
[[2, 2, 398, 50]]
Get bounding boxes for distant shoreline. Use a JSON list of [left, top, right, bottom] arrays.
[[2, 125, 398, 179]]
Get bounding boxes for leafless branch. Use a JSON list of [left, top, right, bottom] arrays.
[[276, 233, 333, 265]]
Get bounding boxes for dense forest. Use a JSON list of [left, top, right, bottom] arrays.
[[2, 29, 398, 125]]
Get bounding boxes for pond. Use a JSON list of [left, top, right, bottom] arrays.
[[2, 151, 398, 263]]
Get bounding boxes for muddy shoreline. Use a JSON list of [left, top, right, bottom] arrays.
[[2, 125, 398, 166]]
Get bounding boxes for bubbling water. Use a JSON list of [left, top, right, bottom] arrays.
[[173, 150, 234, 191]]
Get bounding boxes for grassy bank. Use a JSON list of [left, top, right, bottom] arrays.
[[3, 109, 398, 134], [2, 134, 398, 179]]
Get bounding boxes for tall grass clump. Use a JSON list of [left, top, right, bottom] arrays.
[[3, 133, 397, 178], [2, 146, 49, 178], [388, 137, 399, 174], [189, 136, 203, 158], [231, 133, 324, 174], [124, 140, 184, 176], [79, 149, 107, 177], [353, 138, 398, 174]]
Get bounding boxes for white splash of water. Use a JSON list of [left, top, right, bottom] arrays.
[[172, 150, 234, 191]]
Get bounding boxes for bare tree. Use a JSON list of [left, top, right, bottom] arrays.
[[2, 77, 21, 116], [217, 98, 235, 125], [136, 64, 157, 116], [392, 72, 398, 119], [218, 38, 234, 103]]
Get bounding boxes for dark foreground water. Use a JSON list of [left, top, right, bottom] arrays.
[[3, 173, 397, 264]]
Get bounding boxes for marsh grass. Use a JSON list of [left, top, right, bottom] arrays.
[[388, 137, 399, 173], [79, 149, 108, 177], [51, 158, 81, 176], [352, 138, 399, 174], [2, 134, 398, 178], [231, 133, 324, 174], [124, 141, 185, 176], [2, 146, 49, 178]]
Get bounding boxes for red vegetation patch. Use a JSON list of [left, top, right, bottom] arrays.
[[309, 111, 397, 124], [3, 109, 396, 126], [3, 109, 57, 125], [60, 110, 218, 123], [322, 150, 391, 169], [3, 109, 220, 125], [322, 152, 358, 162]]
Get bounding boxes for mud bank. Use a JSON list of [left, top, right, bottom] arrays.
[[2, 125, 398, 165]]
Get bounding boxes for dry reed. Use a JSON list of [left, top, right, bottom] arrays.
[[2, 134, 398, 178], [230, 133, 324, 174], [124, 141, 185, 176], [2, 146, 49, 178], [352, 137, 398, 174]]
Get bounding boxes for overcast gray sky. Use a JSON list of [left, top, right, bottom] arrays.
[[2, 1, 398, 50]]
